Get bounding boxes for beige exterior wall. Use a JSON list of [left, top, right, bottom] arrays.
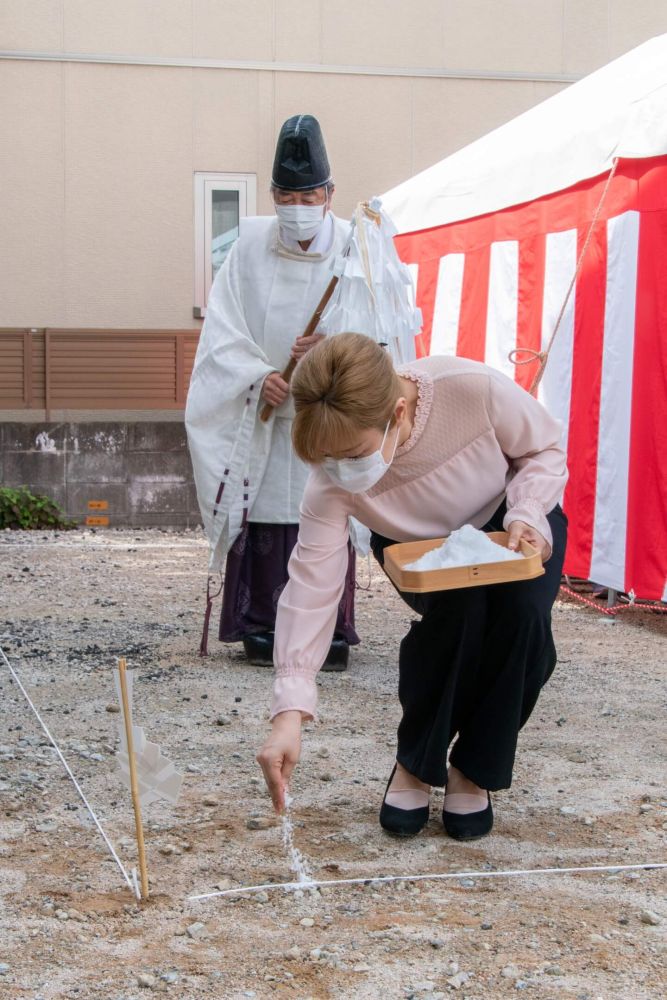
[[1, 0, 667, 329]]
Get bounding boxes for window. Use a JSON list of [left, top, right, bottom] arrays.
[[193, 172, 257, 317]]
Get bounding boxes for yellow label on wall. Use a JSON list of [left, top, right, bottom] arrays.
[[87, 500, 109, 510], [86, 516, 109, 526]]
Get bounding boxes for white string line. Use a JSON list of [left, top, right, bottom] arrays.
[[188, 861, 667, 902], [0, 643, 139, 901], [0, 541, 206, 550]]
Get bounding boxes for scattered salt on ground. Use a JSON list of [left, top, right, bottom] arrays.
[[281, 792, 314, 885], [405, 524, 523, 571]]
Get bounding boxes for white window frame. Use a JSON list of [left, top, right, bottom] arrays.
[[193, 171, 257, 317]]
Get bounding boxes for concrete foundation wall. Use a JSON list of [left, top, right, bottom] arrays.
[[0, 421, 202, 528]]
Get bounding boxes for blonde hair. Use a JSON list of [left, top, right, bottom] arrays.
[[291, 333, 402, 463]]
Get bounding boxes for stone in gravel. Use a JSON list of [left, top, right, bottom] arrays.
[[502, 964, 520, 978], [639, 910, 661, 926], [446, 971, 469, 989], [413, 982, 435, 992], [566, 750, 589, 763], [0, 964, 9, 975], [105, 704, 120, 713], [545, 964, 563, 975], [35, 820, 57, 833], [137, 973, 156, 988], [160, 844, 182, 856], [559, 806, 577, 815], [284, 946, 300, 960], [67, 909, 87, 922], [246, 816, 273, 830], [202, 795, 218, 807], [480, 922, 493, 930], [254, 891, 269, 903], [639, 803, 653, 813], [215, 716, 232, 726], [186, 922, 208, 940], [353, 964, 371, 973], [55, 909, 69, 920], [319, 773, 333, 782], [300, 917, 315, 927], [160, 971, 179, 983]]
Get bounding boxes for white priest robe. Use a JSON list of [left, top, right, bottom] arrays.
[[186, 212, 349, 572]]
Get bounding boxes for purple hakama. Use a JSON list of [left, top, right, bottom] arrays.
[[219, 522, 359, 645]]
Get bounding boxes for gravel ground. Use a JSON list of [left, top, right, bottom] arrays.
[[0, 527, 665, 1000]]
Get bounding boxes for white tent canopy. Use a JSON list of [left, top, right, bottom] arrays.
[[382, 34, 667, 235]]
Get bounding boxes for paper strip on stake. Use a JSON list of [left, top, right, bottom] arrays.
[[113, 667, 184, 807]]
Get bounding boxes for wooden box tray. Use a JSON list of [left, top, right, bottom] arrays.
[[383, 531, 544, 594]]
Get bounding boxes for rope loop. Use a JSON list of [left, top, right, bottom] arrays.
[[508, 348, 545, 367], [506, 158, 620, 393]]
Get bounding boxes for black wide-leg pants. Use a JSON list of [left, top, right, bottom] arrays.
[[370, 502, 567, 791]]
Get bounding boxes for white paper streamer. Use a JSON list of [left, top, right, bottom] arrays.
[[113, 667, 183, 807], [320, 199, 421, 364]]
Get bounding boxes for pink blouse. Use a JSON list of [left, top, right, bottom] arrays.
[[271, 355, 568, 721]]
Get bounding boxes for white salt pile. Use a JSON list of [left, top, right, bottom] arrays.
[[405, 524, 523, 571], [281, 792, 315, 885]]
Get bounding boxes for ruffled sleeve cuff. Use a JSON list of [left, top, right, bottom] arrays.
[[503, 500, 553, 558], [270, 675, 318, 722]]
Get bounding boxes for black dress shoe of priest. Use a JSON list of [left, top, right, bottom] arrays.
[[242, 631, 274, 666], [322, 638, 349, 672]]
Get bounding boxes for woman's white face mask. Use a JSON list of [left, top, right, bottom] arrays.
[[275, 203, 326, 241], [322, 419, 400, 493]]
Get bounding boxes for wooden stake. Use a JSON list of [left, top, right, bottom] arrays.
[[117, 658, 149, 900]]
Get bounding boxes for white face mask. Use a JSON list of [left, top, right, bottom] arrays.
[[322, 420, 400, 493], [275, 203, 326, 241]]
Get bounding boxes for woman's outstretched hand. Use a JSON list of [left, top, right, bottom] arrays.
[[256, 710, 303, 812], [506, 519, 551, 562]]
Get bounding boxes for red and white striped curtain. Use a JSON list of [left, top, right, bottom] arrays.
[[395, 156, 667, 600]]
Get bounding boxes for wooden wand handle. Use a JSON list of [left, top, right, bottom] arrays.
[[259, 273, 340, 423]]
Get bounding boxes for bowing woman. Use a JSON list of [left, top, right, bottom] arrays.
[[257, 333, 567, 840]]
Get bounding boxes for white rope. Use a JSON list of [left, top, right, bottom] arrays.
[[0, 540, 206, 550], [188, 861, 667, 902], [508, 157, 621, 394], [0, 643, 139, 900]]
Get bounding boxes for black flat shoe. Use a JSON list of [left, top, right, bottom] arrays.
[[242, 631, 274, 666], [322, 638, 349, 672], [442, 793, 493, 841], [379, 764, 430, 837]]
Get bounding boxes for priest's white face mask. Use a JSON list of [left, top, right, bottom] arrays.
[[273, 185, 331, 242], [322, 418, 400, 493], [274, 203, 326, 241]]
